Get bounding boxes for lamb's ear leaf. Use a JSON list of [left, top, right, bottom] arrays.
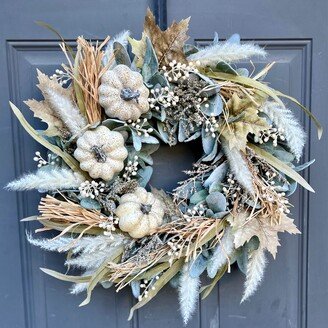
[[248, 143, 314, 193], [128, 259, 184, 320], [142, 37, 159, 82], [138, 166, 153, 187], [9, 102, 88, 179], [113, 41, 131, 66]]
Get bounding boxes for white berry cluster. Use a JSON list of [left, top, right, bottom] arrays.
[[162, 60, 198, 82], [137, 276, 159, 302], [183, 204, 206, 222], [50, 68, 71, 86], [99, 215, 119, 239], [33, 151, 54, 168], [124, 118, 154, 137], [79, 180, 105, 199], [261, 171, 290, 214], [148, 86, 179, 111], [122, 156, 139, 181], [204, 115, 220, 138], [222, 174, 242, 200], [254, 126, 285, 147]]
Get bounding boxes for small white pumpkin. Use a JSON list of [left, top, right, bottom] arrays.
[[74, 126, 128, 181], [116, 187, 165, 238], [98, 64, 149, 121]]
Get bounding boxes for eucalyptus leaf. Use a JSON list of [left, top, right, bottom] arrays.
[[201, 94, 223, 116], [206, 192, 227, 213], [156, 122, 170, 144], [286, 181, 298, 196], [80, 198, 101, 210], [190, 189, 208, 205], [215, 61, 238, 75], [147, 72, 169, 88]]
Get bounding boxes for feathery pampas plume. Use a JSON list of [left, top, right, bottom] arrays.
[[70, 269, 95, 295], [6, 167, 84, 191], [188, 39, 266, 67], [27, 234, 124, 254], [102, 30, 131, 66], [178, 264, 200, 325], [241, 248, 267, 303], [221, 140, 255, 195], [45, 88, 87, 136], [260, 101, 306, 161], [207, 227, 235, 278]]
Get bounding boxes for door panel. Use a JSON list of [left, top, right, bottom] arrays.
[[1, 1, 327, 327]]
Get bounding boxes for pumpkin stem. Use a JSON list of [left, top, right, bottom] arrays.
[[140, 203, 152, 214], [91, 145, 107, 163], [120, 88, 141, 103]]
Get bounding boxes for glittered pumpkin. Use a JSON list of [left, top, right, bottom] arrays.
[[74, 126, 128, 181], [98, 65, 150, 121], [116, 187, 165, 238]]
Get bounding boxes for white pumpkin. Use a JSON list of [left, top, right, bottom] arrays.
[[74, 126, 128, 181], [116, 187, 165, 238], [98, 64, 149, 121]]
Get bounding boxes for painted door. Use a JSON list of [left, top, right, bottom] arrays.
[[1, 1, 327, 327]]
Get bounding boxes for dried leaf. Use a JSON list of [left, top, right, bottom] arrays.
[[144, 8, 190, 66], [228, 211, 300, 258], [24, 99, 66, 137], [128, 33, 147, 68], [220, 94, 268, 151]]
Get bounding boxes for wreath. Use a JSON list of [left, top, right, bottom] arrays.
[[7, 9, 322, 324]]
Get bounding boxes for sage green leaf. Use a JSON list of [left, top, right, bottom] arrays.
[[189, 254, 208, 278], [131, 281, 141, 299], [138, 166, 153, 187], [249, 143, 314, 192], [204, 163, 228, 188], [40, 268, 91, 283], [294, 159, 315, 172], [200, 264, 227, 300]]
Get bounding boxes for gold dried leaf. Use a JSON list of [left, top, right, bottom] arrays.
[[144, 8, 190, 66], [24, 99, 66, 137], [220, 93, 269, 151], [128, 33, 147, 68], [228, 211, 300, 258]]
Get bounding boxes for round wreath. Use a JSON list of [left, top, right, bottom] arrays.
[[7, 9, 321, 324]]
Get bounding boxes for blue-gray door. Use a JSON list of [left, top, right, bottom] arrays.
[[1, 1, 327, 327]]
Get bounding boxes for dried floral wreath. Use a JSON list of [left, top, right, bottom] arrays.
[[7, 9, 322, 324]]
